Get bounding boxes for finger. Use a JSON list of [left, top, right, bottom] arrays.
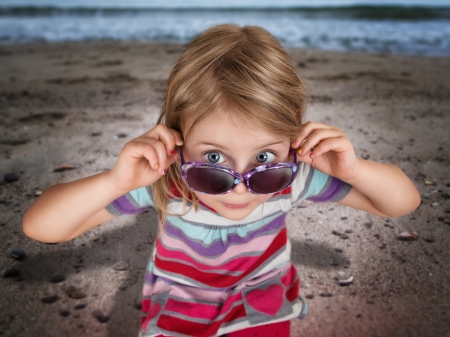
[[169, 129, 184, 147], [297, 128, 343, 157], [151, 141, 169, 175], [291, 121, 333, 150], [130, 141, 160, 171], [139, 124, 184, 157], [308, 136, 347, 159]]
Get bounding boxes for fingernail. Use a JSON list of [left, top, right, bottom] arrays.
[[169, 150, 175, 155], [176, 139, 184, 146], [309, 152, 314, 158], [297, 148, 303, 155], [155, 164, 159, 169]]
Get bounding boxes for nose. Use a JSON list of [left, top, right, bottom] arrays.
[[233, 181, 248, 194]]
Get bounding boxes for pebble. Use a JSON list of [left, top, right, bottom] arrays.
[[444, 208, 450, 214], [341, 217, 348, 220], [50, 274, 65, 283], [116, 133, 127, 138], [10, 249, 26, 261], [338, 276, 354, 286], [60, 310, 70, 317], [3, 268, 21, 278], [305, 293, 314, 300], [53, 164, 76, 172], [340, 234, 349, 239], [424, 180, 433, 185], [344, 229, 353, 234], [41, 295, 59, 304], [75, 303, 87, 310], [331, 230, 341, 236], [319, 293, 333, 297], [34, 190, 42, 197], [134, 301, 142, 310], [397, 231, 419, 241], [364, 222, 373, 229], [69, 291, 87, 299], [113, 261, 129, 271], [330, 261, 339, 266], [335, 248, 343, 253], [4, 172, 19, 183], [91, 310, 109, 323], [423, 237, 435, 243]]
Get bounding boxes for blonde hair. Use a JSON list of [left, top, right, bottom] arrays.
[[153, 23, 308, 225]]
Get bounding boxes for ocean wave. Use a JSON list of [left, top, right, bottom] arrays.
[[1, 5, 450, 21]]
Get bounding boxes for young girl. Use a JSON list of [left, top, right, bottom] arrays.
[[22, 24, 420, 337]]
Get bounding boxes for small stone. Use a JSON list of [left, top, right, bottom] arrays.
[[10, 249, 26, 261], [344, 229, 353, 234], [319, 293, 333, 297], [297, 62, 306, 68], [432, 202, 439, 207], [75, 303, 87, 310], [53, 164, 76, 172], [444, 208, 450, 214], [92, 310, 109, 323], [341, 217, 348, 220], [340, 234, 349, 239], [69, 291, 87, 299], [113, 261, 129, 271], [424, 180, 433, 185], [356, 313, 362, 318], [423, 237, 435, 243], [50, 274, 65, 283], [305, 293, 314, 299], [397, 231, 419, 241], [91, 132, 102, 137], [116, 133, 127, 138], [364, 222, 372, 229], [4, 172, 19, 183], [134, 301, 142, 310], [66, 285, 76, 295], [3, 268, 21, 278], [60, 310, 70, 317], [441, 193, 450, 199], [34, 190, 42, 196], [331, 230, 341, 236], [338, 276, 354, 286], [330, 261, 339, 267], [335, 248, 343, 253], [41, 295, 59, 304]]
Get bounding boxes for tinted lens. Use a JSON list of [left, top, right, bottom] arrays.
[[249, 168, 293, 194], [187, 167, 235, 194]]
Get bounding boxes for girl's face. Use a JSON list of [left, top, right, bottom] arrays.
[[182, 112, 291, 221]]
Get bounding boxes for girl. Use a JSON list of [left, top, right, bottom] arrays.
[[22, 24, 420, 337]]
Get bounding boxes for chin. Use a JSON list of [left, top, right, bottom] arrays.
[[216, 207, 255, 221]]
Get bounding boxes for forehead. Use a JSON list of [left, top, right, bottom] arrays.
[[183, 111, 287, 148]]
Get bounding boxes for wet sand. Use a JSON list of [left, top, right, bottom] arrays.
[[0, 41, 449, 337]]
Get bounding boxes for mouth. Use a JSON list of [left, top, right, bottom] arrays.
[[223, 203, 250, 209]]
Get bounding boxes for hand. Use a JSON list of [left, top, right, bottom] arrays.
[[108, 124, 183, 193], [291, 122, 359, 182]]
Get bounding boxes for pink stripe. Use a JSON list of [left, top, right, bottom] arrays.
[[157, 240, 261, 272], [159, 230, 277, 266]]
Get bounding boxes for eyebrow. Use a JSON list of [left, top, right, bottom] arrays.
[[194, 140, 285, 149]]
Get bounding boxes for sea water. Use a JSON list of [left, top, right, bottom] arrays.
[[0, 0, 449, 56]]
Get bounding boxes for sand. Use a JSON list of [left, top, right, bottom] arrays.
[[0, 40, 449, 337]]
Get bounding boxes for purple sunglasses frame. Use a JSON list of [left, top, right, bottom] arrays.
[[179, 147, 299, 195]]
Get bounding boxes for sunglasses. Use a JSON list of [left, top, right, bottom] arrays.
[[179, 148, 298, 195]]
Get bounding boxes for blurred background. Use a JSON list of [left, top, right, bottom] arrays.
[[0, 0, 449, 56]]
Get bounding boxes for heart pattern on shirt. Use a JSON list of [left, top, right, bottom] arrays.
[[245, 284, 284, 316]]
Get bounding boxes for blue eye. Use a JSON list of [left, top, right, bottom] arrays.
[[256, 152, 275, 163], [204, 151, 225, 164]]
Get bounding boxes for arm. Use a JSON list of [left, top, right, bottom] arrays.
[[292, 122, 420, 217], [23, 124, 183, 243]]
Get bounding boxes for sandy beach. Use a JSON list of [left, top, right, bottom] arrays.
[[0, 41, 449, 337]]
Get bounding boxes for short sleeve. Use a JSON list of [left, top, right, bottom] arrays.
[[105, 185, 155, 216], [290, 162, 352, 204]]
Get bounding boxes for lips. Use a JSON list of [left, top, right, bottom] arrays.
[[223, 203, 249, 209]]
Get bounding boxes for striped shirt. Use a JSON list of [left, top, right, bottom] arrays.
[[106, 162, 351, 337]]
